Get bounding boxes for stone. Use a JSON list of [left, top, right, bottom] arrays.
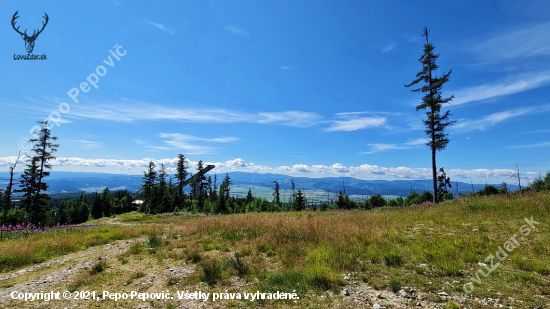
[[342, 289, 350, 296]]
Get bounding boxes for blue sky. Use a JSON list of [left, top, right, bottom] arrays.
[[1, 0, 550, 183]]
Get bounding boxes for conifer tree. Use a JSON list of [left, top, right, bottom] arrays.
[[101, 187, 112, 217], [17, 121, 59, 224], [91, 192, 103, 219], [271, 181, 281, 206], [175, 154, 188, 197], [246, 188, 254, 204], [141, 161, 156, 213], [405, 28, 456, 203], [293, 190, 306, 211]]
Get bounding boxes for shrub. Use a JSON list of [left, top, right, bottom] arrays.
[[230, 252, 250, 277], [369, 194, 386, 208], [89, 260, 107, 275], [389, 279, 401, 293], [200, 259, 222, 286], [147, 234, 163, 248], [383, 252, 403, 266], [405, 191, 422, 205], [420, 191, 434, 203]]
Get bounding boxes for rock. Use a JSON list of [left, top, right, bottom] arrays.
[[398, 289, 408, 298], [342, 289, 350, 296], [478, 262, 487, 267], [376, 292, 385, 299], [344, 275, 350, 281], [438, 292, 448, 296]]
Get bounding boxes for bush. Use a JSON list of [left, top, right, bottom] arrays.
[[230, 252, 249, 277], [420, 191, 433, 203], [147, 234, 163, 248], [383, 252, 403, 266], [369, 194, 386, 208], [389, 279, 401, 292], [200, 259, 222, 286], [405, 191, 422, 205], [89, 260, 107, 275], [478, 185, 499, 196]]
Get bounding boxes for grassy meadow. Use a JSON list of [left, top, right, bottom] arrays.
[[0, 191, 548, 308]]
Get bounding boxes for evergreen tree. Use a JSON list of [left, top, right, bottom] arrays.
[[17, 121, 59, 224], [175, 154, 188, 197], [195, 161, 208, 212], [3, 151, 21, 224], [405, 28, 455, 203], [17, 157, 40, 219], [91, 192, 102, 219], [293, 190, 306, 211], [290, 178, 295, 206], [437, 167, 452, 201], [101, 187, 112, 217], [271, 181, 281, 206], [141, 161, 156, 213], [246, 188, 254, 204]]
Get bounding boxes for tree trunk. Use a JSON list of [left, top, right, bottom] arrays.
[[431, 144, 437, 203]]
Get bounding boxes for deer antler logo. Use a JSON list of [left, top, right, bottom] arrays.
[[12, 11, 49, 53]]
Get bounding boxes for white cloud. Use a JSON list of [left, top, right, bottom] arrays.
[[451, 73, 550, 106], [0, 156, 537, 182], [256, 111, 321, 128], [146, 20, 174, 34], [224, 25, 251, 37], [381, 42, 396, 53], [508, 141, 550, 149], [473, 22, 550, 61], [71, 140, 104, 150], [44, 100, 322, 128], [363, 138, 428, 154], [453, 106, 550, 132], [146, 133, 239, 155], [326, 116, 386, 132]]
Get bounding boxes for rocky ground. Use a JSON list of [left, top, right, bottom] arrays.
[[0, 239, 537, 309]]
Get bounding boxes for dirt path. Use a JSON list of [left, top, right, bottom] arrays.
[[0, 238, 143, 308]]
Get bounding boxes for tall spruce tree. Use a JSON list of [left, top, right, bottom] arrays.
[[405, 28, 456, 203], [16, 121, 59, 224], [175, 154, 188, 197], [141, 161, 156, 213], [271, 181, 281, 206]]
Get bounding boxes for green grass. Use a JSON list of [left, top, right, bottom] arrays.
[[2, 191, 550, 308], [0, 226, 140, 272]]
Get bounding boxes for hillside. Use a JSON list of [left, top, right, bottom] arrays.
[[0, 171, 509, 196]]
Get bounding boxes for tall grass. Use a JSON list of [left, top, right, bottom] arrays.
[[0, 226, 140, 272], [167, 191, 549, 300]]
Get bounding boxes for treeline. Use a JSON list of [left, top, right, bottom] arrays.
[[135, 155, 453, 214]]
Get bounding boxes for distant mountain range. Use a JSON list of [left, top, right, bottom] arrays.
[[0, 171, 513, 196]]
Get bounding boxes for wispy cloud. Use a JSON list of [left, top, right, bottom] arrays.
[[71, 140, 105, 150], [508, 141, 550, 149], [381, 42, 396, 53], [454, 106, 550, 132], [473, 22, 550, 61], [326, 116, 386, 132], [363, 138, 428, 154], [224, 25, 251, 37], [256, 111, 321, 128], [518, 129, 550, 134], [39, 100, 322, 128], [146, 20, 174, 34], [146, 133, 239, 154], [451, 73, 550, 106], [280, 66, 291, 70]]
